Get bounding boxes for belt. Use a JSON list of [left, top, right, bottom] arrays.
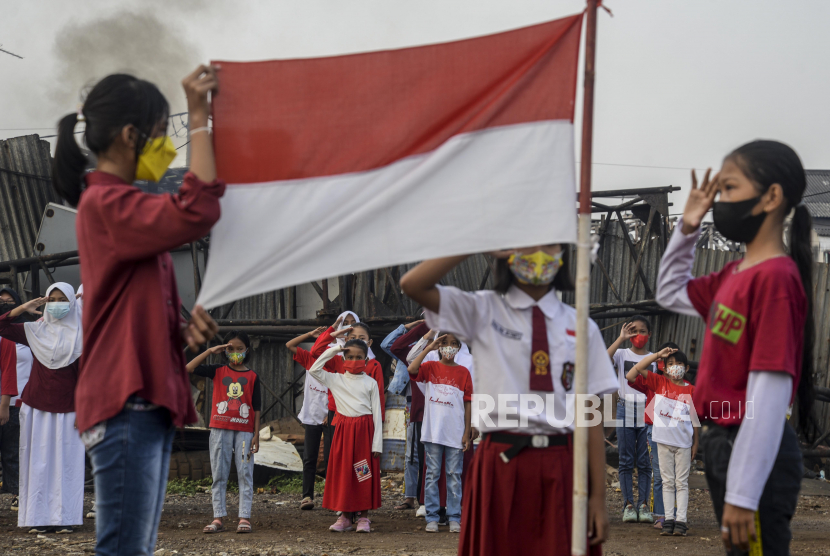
[[487, 432, 571, 463]]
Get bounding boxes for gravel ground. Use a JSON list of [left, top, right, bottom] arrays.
[[0, 475, 828, 555]]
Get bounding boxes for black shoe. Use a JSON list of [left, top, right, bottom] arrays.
[[10, 496, 18, 512], [660, 520, 675, 536], [672, 522, 687, 537], [437, 507, 449, 526]]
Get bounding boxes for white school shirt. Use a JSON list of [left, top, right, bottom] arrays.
[[309, 347, 383, 453], [612, 349, 654, 402], [413, 361, 473, 450], [12, 344, 32, 407], [426, 284, 618, 435]]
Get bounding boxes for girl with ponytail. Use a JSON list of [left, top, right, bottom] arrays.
[[57, 67, 225, 554], [656, 140, 814, 555]]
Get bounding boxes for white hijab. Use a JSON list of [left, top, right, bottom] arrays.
[[24, 282, 83, 369], [330, 310, 376, 359]]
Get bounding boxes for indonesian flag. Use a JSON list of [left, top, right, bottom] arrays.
[[197, 14, 582, 309]]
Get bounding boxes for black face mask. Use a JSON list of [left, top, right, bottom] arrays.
[[712, 196, 767, 244]]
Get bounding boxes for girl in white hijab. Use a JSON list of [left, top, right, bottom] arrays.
[[329, 311, 376, 359], [0, 283, 85, 534]]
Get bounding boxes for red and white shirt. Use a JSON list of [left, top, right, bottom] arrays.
[[413, 361, 473, 450], [640, 372, 695, 448], [194, 365, 262, 433], [294, 347, 329, 426]]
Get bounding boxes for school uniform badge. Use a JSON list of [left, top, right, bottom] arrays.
[[353, 459, 372, 482], [561, 362, 575, 391]]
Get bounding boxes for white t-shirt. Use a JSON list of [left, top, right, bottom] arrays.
[[426, 285, 618, 435], [414, 361, 473, 450], [294, 347, 329, 426], [612, 348, 654, 402]]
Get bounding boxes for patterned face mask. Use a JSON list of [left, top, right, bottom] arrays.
[[666, 364, 685, 380], [507, 250, 563, 286], [439, 346, 459, 360], [227, 351, 246, 365]]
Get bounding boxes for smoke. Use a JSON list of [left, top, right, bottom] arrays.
[[50, 11, 201, 116]]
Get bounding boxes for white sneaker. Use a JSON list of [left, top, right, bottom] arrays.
[[450, 521, 461, 533], [86, 503, 96, 519], [425, 521, 439, 533], [416, 505, 426, 518]]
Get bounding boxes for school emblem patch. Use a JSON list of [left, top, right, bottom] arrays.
[[353, 459, 372, 482], [533, 350, 550, 376], [561, 362, 575, 391]]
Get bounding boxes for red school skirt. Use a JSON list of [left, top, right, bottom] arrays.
[[322, 414, 382, 512], [458, 435, 601, 556]]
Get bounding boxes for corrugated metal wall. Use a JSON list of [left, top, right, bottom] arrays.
[[0, 135, 60, 267]]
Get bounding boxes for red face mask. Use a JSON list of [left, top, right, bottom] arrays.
[[657, 360, 665, 372], [343, 360, 366, 374], [630, 334, 649, 349]]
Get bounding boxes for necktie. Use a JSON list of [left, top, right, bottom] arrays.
[[530, 306, 554, 392]]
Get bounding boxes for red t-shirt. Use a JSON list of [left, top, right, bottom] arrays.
[[687, 257, 806, 425], [629, 374, 657, 425], [196, 365, 261, 433]]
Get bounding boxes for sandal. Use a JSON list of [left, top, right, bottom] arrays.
[[300, 497, 314, 510], [203, 520, 225, 534], [394, 499, 418, 510], [237, 519, 252, 534]]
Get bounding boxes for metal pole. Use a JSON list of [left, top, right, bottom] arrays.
[[573, 2, 598, 555]]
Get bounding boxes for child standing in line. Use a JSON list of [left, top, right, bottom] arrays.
[[408, 333, 472, 534], [309, 340, 383, 533], [187, 331, 262, 534], [629, 340, 679, 530], [657, 141, 814, 554], [626, 347, 698, 537], [286, 327, 329, 510], [401, 244, 616, 555], [607, 317, 655, 524]]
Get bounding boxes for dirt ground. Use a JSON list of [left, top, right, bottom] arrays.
[[0, 478, 829, 555]]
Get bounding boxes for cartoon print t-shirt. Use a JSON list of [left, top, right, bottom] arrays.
[[194, 364, 262, 433]]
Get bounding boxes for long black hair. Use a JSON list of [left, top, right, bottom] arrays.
[[493, 245, 575, 293], [727, 139, 815, 437], [52, 74, 169, 206]]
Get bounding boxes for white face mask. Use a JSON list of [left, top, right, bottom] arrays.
[[439, 346, 459, 360], [666, 364, 685, 380]]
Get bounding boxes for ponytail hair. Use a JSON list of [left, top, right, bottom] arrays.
[[52, 74, 170, 206], [727, 140, 816, 438]]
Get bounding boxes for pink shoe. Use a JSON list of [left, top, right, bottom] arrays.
[[329, 515, 353, 532], [355, 517, 371, 533]]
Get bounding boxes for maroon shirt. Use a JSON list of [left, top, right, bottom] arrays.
[[391, 322, 429, 423], [74, 171, 225, 432], [0, 312, 79, 413]]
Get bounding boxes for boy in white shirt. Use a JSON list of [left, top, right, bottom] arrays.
[[408, 333, 472, 534], [607, 316, 655, 524]]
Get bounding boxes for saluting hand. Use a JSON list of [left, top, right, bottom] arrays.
[[308, 326, 327, 339], [207, 343, 231, 355], [427, 335, 447, 352], [404, 319, 424, 331], [656, 346, 678, 359], [682, 168, 720, 234], [618, 322, 637, 342], [16, 297, 47, 317], [331, 326, 353, 340]]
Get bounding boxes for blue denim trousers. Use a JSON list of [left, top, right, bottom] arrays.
[[616, 402, 651, 508], [87, 405, 175, 556], [424, 441, 463, 523], [404, 421, 420, 498], [647, 424, 664, 517], [209, 428, 255, 518]]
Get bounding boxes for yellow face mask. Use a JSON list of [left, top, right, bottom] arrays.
[[135, 136, 177, 182], [507, 250, 563, 286]]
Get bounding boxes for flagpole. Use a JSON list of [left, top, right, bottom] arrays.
[[572, 1, 598, 555]]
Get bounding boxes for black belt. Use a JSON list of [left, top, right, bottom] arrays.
[[487, 432, 571, 463]]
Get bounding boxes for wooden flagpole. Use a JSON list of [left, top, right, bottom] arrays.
[[572, 1, 598, 555]]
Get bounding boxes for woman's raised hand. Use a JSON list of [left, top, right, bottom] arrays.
[[682, 168, 720, 234], [182, 65, 219, 129]]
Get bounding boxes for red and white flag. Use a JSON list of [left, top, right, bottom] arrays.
[[197, 14, 582, 308]]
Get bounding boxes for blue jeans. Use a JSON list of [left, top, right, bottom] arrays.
[[404, 421, 420, 498], [88, 406, 175, 556], [209, 428, 255, 518], [616, 402, 651, 508], [424, 442, 463, 523], [647, 425, 664, 517]]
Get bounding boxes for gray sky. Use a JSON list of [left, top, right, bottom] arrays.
[[2, 0, 829, 210]]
